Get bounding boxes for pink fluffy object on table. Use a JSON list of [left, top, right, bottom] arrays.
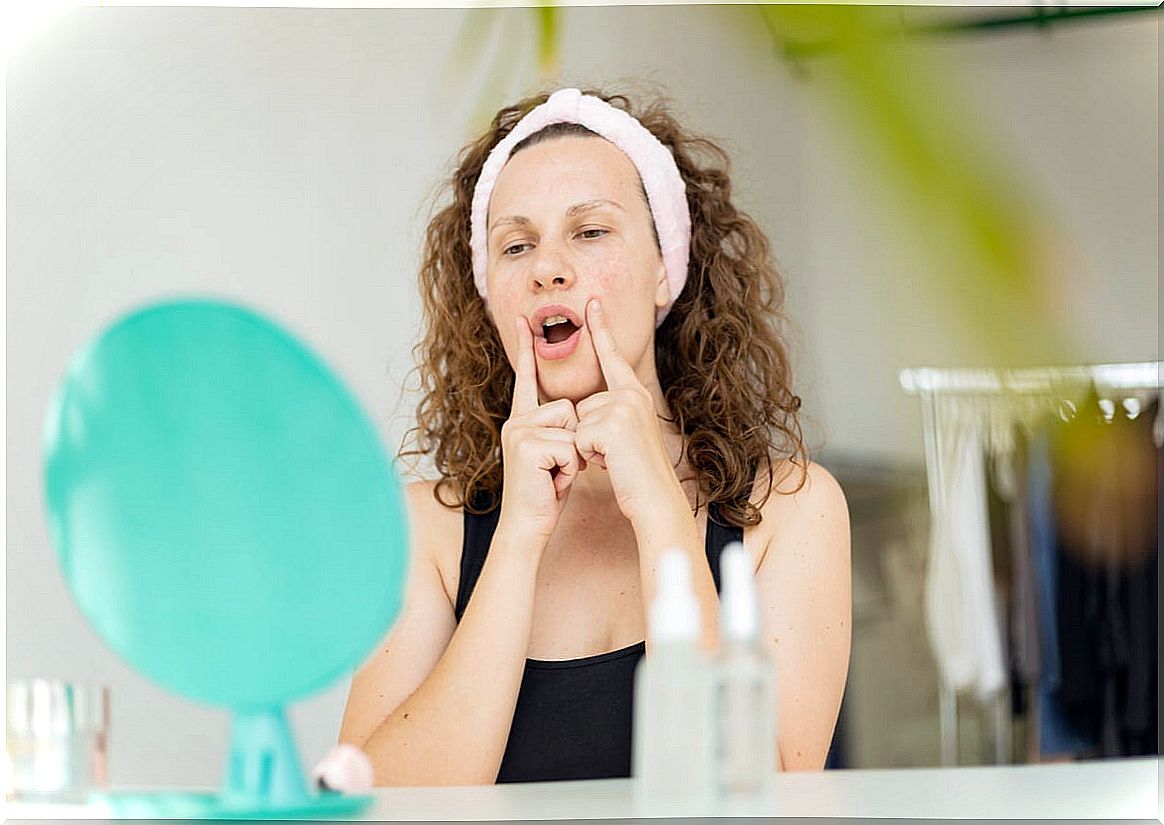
[[312, 744, 374, 794]]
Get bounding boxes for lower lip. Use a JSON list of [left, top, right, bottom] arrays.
[[535, 327, 583, 360]]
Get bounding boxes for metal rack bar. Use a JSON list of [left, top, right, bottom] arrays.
[[900, 361, 1161, 395]]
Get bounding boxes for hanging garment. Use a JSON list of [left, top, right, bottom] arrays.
[[1054, 392, 1159, 756], [1120, 397, 1159, 754], [1008, 427, 1042, 688], [986, 448, 1014, 601], [924, 396, 1006, 703], [1028, 418, 1096, 759], [985, 448, 1023, 729], [985, 445, 1017, 674]]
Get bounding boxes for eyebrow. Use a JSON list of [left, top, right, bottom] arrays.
[[567, 198, 625, 217], [489, 199, 625, 235]]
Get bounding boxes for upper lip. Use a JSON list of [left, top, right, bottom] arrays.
[[529, 303, 584, 339]]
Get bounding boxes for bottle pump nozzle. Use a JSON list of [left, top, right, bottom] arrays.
[[650, 549, 700, 643], [720, 542, 759, 642]]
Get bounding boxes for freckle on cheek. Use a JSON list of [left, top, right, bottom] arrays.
[[594, 270, 621, 290]]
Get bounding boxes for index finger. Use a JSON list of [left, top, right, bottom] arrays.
[[511, 316, 540, 414], [585, 298, 639, 389]]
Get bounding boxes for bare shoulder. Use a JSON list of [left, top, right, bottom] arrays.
[[747, 458, 850, 569], [402, 478, 464, 607], [749, 459, 852, 770]]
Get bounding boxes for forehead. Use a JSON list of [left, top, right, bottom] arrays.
[[488, 135, 644, 221]]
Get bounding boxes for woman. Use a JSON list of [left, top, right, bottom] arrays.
[[339, 87, 851, 785]]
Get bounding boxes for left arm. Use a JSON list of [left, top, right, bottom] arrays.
[[575, 302, 850, 769], [629, 471, 720, 653], [756, 461, 851, 771]]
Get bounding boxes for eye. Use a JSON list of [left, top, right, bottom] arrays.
[[577, 228, 608, 240], [503, 242, 531, 256]]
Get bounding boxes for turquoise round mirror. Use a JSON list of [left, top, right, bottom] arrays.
[[42, 299, 408, 816]]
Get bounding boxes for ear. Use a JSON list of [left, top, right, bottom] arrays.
[[653, 261, 670, 310]]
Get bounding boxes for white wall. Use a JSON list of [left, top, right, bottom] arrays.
[[6, 6, 1158, 785]]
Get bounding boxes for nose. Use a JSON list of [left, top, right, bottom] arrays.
[[529, 244, 576, 293], [533, 273, 571, 290]]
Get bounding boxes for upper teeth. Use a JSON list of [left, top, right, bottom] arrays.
[[543, 315, 569, 327]]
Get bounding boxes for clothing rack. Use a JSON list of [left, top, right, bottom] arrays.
[[899, 361, 1162, 766]]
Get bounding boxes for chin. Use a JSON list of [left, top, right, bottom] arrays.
[[539, 372, 605, 404]]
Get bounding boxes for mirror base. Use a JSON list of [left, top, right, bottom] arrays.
[[92, 790, 371, 819]]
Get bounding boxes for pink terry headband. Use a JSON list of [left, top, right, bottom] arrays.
[[470, 88, 692, 326]]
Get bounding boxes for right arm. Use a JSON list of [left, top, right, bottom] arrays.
[[339, 481, 543, 786], [339, 318, 583, 786]]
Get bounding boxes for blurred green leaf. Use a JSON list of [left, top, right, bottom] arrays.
[[441, 5, 501, 90], [760, 4, 1076, 367], [442, 3, 562, 138], [536, 4, 560, 80], [466, 10, 525, 135]]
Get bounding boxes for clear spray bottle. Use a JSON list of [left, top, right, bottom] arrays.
[[632, 548, 714, 814], [712, 541, 778, 806]]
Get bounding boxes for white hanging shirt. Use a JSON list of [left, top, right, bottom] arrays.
[[924, 395, 1007, 703]]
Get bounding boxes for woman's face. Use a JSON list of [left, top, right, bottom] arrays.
[[484, 135, 669, 404]]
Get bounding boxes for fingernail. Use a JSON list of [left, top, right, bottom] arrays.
[[590, 299, 603, 316]]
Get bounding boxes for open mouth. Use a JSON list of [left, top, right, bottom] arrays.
[[541, 315, 580, 345]]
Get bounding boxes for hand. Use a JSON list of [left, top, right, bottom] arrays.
[[574, 299, 678, 524], [498, 317, 586, 543]]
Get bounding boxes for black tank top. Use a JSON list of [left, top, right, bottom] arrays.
[[454, 488, 743, 783]]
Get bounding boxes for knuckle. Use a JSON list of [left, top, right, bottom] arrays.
[[500, 419, 521, 442], [502, 423, 534, 450], [552, 399, 577, 419], [611, 404, 635, 426]]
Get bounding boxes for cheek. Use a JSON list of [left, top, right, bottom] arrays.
[[487, 271, 522, 308], [588, 257, 658, 360], [588, 251, 653, 301], [590, 268, 622, 299], [486, 274, 525, 325], [484, 281, 523, 357]]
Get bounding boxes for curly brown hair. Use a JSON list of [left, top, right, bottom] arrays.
[[398, 87, 808, 528]]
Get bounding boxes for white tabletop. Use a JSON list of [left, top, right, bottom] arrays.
[[361, 758, 1158, 820], [5, 757, 1158, 820]]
